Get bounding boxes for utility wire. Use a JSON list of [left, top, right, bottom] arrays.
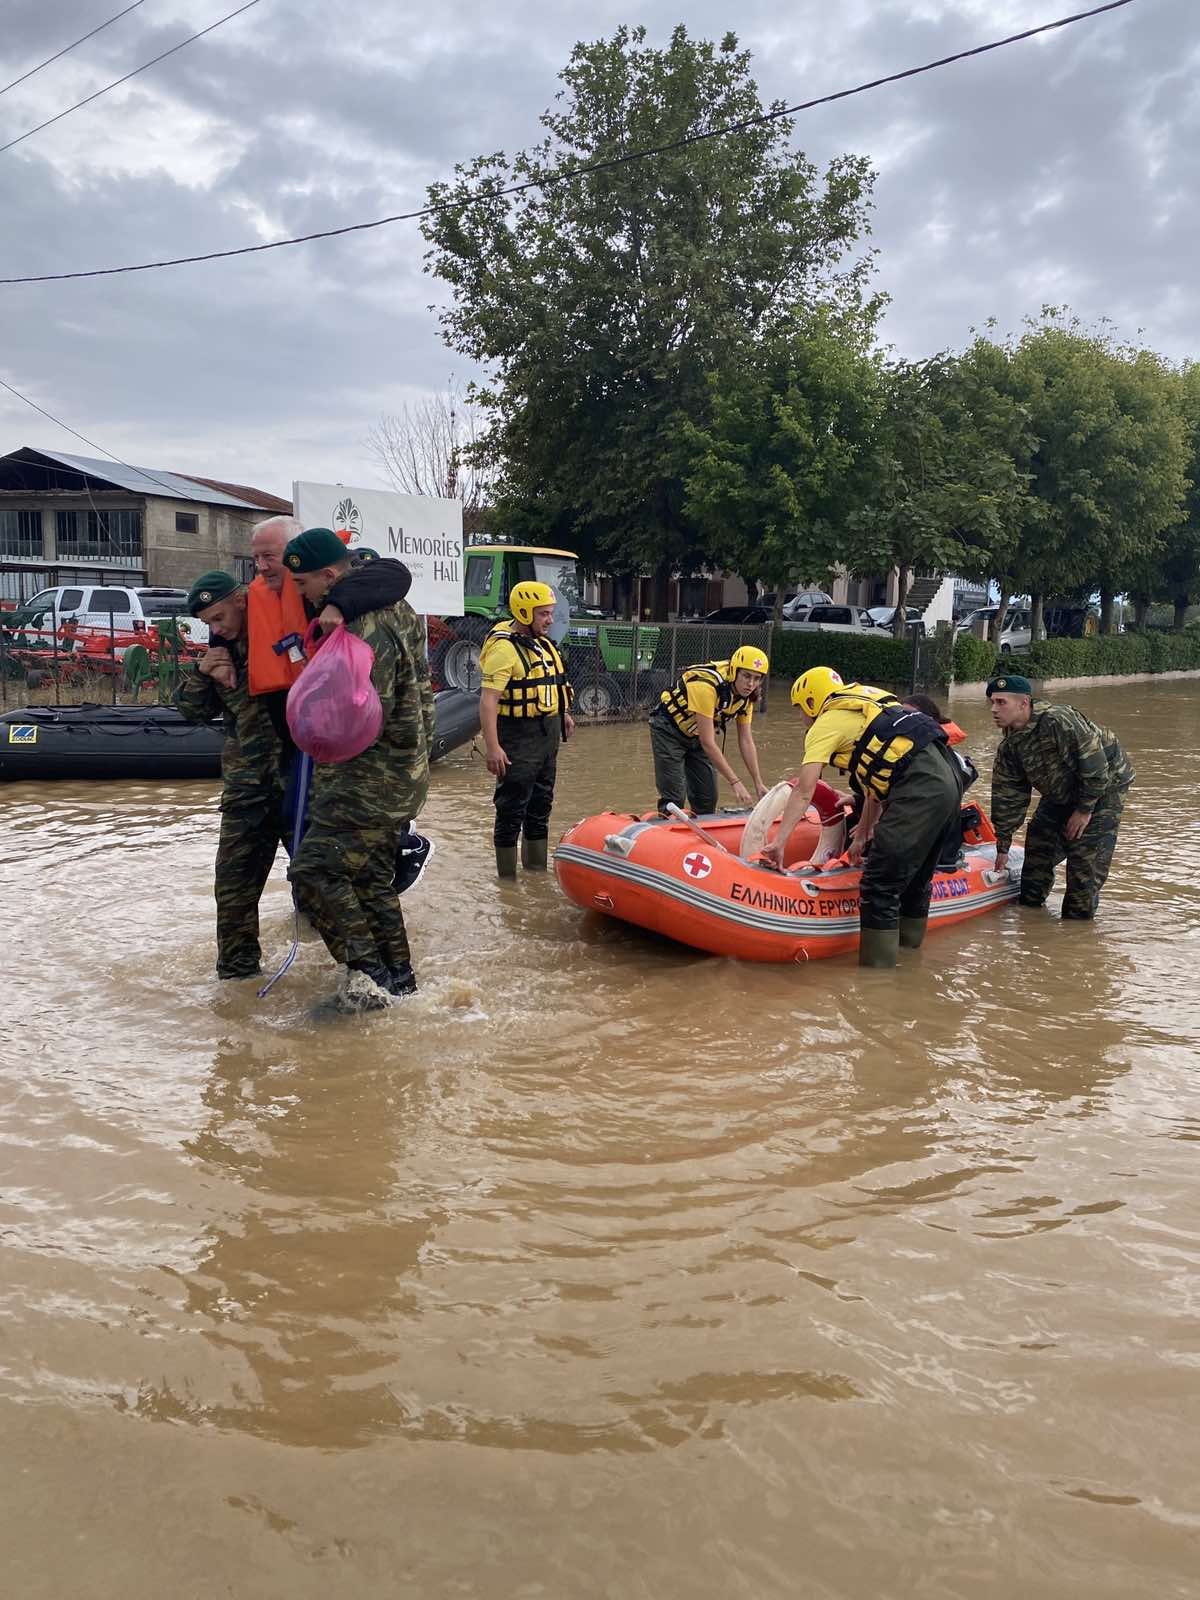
[[0, 1, 150, 99], [0, 0, 1136, 287], [0, 0, 264, 158], [0, 373, 195, 496]]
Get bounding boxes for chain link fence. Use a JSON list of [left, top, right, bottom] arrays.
[[0, 598, 198, 709]]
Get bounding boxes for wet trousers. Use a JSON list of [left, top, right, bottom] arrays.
[[650, 714, 718, 815], [1018, 784, 1129, 918], [214, 787, 289, 977], [493, 715, 561, 848], [289, 785, 411, 970], [858, 745, 964, 931]]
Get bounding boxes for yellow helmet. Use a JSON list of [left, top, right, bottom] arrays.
[[509, 581, 556, 626], [730, 645, 769, 677], [790, 666, 844, 716]]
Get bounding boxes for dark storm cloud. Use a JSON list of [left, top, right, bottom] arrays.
[[0, 0, 1194, 495]]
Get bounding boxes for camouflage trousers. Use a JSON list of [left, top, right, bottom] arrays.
[[288, 782, 412, 970], [1019, 783, 1130, 919], [214, 788, 289, 978]]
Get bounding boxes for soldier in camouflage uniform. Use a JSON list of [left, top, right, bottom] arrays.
[[988, 672, 1134, 920], [175, 572, 292, 978], [175, 562, 420, 981], [283, 527, 434, 1010]]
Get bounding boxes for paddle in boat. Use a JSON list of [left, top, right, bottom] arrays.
[[554, 781, 1024, 963]]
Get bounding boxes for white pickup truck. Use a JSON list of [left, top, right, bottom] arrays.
[[9, 584, 209, 646]]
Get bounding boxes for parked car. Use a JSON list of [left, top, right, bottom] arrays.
[[789, 603, 878, 634], [8, 584, 209, 646], [865, 605, 926, 637], [703, 605, 772, 625], [957, 606, 1034, 653], [781, 589, 834, 621]]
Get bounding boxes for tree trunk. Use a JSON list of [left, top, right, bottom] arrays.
[[1174, 596, 1189, 632], [1099, 587, 1115, 634], [892, 565, 910, 639], [1029, 590, 1044, 643], [991, 594, 1012, 643], [1131, 594, 1150, 629]]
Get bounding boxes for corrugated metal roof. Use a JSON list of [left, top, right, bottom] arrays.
[[7, 447, 268, 509]]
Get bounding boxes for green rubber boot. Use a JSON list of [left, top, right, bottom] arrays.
[[495, 845, 518, 880], [858, 926, 900, 969], [521, 837, 549, 870], [898, 915, 928, 950]]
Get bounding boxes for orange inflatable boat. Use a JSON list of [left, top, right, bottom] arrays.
[[554, 790, 1023, 963]]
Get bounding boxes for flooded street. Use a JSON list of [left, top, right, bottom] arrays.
[[2, 678, 1199, 1598]]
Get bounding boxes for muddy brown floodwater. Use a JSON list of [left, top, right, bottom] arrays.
[[1, 678, 1199, 1599]]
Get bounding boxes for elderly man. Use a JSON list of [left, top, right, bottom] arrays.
[[246, 514, 308, 706], [988, 673, 1134, 920], [283, 527, 435, 1009]]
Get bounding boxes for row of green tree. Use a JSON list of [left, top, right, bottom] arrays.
[[420, 26, 1200, 638]]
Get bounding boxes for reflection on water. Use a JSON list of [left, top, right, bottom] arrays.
[[2, 680, 1199, 1597]]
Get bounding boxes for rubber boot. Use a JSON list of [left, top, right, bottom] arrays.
[[858, 926, 900, 969], [898, 915, 928, 950], [521, 837, 549, 871], [386, 962, 418, 997], [496, 845, 518, 880]]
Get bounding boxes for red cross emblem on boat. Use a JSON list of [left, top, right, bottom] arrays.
[[683, 851, 712, 879]]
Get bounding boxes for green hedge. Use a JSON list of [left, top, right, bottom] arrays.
[[953, 633, 999, 682], [768, 629, 915, 687], [1025, 634, 1151, 678], [1145, 629, 1200, 672]]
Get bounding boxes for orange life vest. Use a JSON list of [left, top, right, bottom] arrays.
[[941, 720, 967, 746], [246, 573, 308, 695]]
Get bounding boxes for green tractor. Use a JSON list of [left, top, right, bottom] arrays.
[[432, 545, 662, 717]]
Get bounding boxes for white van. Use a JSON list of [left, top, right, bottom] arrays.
[[17, 585, 209, 646]]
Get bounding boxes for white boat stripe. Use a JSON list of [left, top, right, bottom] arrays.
[[554, 843, 1019, 938]]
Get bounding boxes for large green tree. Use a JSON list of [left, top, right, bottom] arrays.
[[421, 26, 878, 584], [985, 317, 1189, 635], [1125, 362, 1200, 629], [679, 310, 881, 615], [840, 351, 1030, 636]]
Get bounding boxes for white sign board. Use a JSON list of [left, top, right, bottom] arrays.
[[292, 481, 465, 616]]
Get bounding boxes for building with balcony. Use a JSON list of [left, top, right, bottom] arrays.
[[0, 445, 292, 603]]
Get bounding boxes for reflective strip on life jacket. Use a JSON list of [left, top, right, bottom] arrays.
[[659, 661, 753, 739], [486, 621, 571, 718]]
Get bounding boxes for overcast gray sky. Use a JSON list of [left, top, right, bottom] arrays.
[[0, 0, 1193, 498]]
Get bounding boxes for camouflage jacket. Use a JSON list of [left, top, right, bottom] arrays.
[[991, 700, 1135, 850], [311, 598, 434, 809], [173, 637, 288, 808]]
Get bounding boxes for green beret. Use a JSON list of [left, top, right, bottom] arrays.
[[283, 527, 352, 573], [187, 570, 241, 616], [352, 547, 381, 564], [986, 673, 1033, 698]]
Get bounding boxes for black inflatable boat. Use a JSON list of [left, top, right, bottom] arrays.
[[0, 690, 480, 782]]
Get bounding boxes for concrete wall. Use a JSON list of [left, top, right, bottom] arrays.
[[143, 498, 261, 587]]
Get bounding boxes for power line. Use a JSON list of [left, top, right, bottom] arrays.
[[0, 372, 192, 496], [0, 0, 1135, 285], [0, 0, 265, 158], [0, 1, 150, 99]]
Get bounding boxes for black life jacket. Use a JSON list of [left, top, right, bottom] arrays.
[[484, 621, 571, 719], [824, 688, 949, 799], [659, 662, 754, 739]]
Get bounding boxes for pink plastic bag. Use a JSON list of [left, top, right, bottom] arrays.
[[286, 621, 383, 763]]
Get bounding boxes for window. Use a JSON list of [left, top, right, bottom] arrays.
[[57, 589, 86, 611], [56, 509, 143, 561], [0, 509, 43, 559], [86, 590, 132, 614], [175, 511, 199, 534], [464, 554, 494, 598]]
